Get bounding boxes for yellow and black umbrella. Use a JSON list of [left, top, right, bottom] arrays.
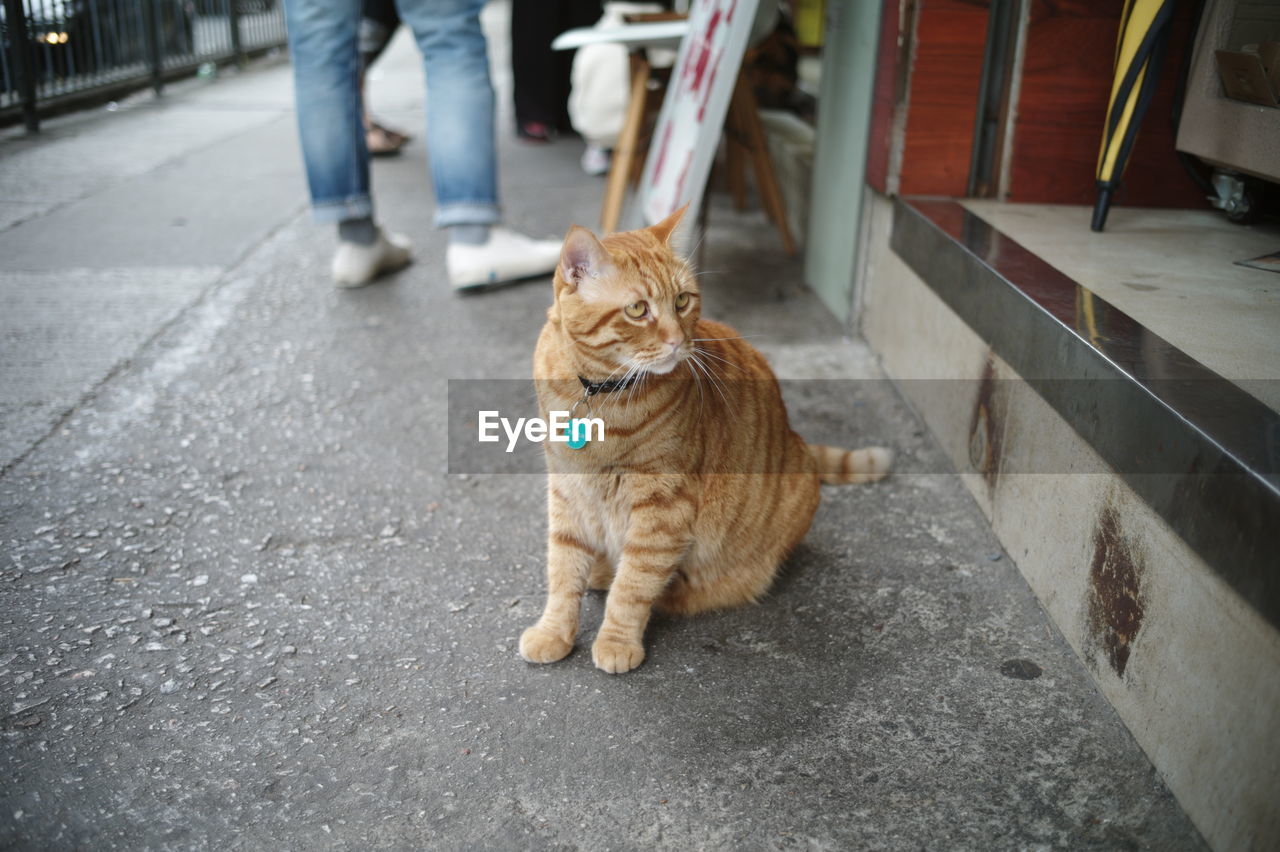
[[1092, 0, 1178, 232]]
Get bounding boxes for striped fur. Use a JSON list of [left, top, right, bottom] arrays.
[[808, 444, 892, 484], [519, 209, 891, 674]]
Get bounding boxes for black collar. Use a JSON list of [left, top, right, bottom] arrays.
[[578, 374, 638, 396]]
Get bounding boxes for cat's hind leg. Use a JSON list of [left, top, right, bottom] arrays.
[[660, 473, 816, 615], [658, 554, 779, 615]]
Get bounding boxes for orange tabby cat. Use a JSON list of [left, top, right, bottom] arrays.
[[519, 208, 891, 674]]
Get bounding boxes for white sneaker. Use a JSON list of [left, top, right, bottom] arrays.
[[446, 226, 562, 291], [581, 145, 611, 176], [331, 229, 412, 288]]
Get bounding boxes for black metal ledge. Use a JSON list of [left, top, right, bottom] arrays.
[[891, 198, 1280, 629]]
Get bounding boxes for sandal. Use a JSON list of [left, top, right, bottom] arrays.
[[366, 121, 410, 157]]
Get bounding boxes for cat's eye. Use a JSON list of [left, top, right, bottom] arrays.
[[674, 292, 691, 310], [624, 301, 648, 318]]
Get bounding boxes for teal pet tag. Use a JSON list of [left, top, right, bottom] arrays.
[[565, 385, 598, 450], [567, 418, 590, 450]]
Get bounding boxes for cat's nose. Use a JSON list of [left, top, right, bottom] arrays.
[[665, 337, 683, 352]]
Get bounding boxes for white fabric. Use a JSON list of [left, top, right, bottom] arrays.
[[567, 3, 668, 150]]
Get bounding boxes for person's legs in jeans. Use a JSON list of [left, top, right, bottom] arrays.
[[285, 0, 560, 289], [396, 0, 499, 233], [284, 0, 410, 286], [284, 0, 369, 222], [398, 0, 562, 290]]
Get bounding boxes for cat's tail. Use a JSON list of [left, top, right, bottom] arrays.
[[807, 444, 892, 485]]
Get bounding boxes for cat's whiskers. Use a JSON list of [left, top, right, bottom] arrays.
[[705, 360, 734, 414], [682, 229, 708, 263], [682, 357, 707, 417], [690, 354, 730, 415], [626, 367, 647, 409], [597, 360, 629, 392], [693, 348, 745, 419], [600, 360, 642, 417], [597, 364, 630, 417], [693, 346, 748, 374], [684, 353, 709, 409], [569, 359, 629, 421], [686, 350, 732, 413]]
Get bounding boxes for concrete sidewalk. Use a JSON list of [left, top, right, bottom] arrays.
[[1, 7, 1204, 849]]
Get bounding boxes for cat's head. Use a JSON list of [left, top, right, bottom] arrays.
[[552, 206, 698, 379]]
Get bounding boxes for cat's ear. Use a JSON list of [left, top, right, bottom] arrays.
[[648, 203, 691, 249], [558, 226, 613, 295]]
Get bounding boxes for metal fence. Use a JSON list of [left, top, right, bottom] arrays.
[[1, 0, 288, 130]]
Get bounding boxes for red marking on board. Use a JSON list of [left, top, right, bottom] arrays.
[[704, 5, 723, 45], [690, 39, 709, 93], [726, 0, 737, 23], [690, 9, 722, 93], [697, 53, 720, 122], [679, 37, 695, 91], [649, 121, 674, 185], [672, 150, 693, 212]]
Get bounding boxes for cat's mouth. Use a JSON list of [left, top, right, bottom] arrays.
[[640, 348, 687, 375]]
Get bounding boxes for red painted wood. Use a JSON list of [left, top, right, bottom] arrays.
[[1007, 0, 1206, 208], [898, 0, 990, 197]]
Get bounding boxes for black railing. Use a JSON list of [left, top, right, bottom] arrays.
[[1, 0, 287, 130]]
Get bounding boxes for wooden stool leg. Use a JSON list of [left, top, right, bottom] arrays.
[[726, 139, 748, 211], [696, 182, 711, 269], [723, 88, 749, 210], [731, 76, 796, 255], [601, 55, 651, 234]]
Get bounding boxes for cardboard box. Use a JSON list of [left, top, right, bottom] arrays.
[[1215, 49, 1279, 106], [1215, 46, 1280, 107]]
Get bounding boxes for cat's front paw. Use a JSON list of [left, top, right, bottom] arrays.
[[591, 636, 645, 674], [519, 625, 574, 664]]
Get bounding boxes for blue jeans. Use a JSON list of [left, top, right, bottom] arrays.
[[283, 0, 500, 228]]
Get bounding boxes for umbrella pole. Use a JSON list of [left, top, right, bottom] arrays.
[[1091, 0, 1177, 232], [1092, 185, 1115, 231]]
